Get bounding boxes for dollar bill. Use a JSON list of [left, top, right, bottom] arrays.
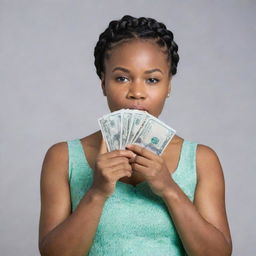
[[110, 111, 123, 150], [98, 117, 112, 152], [128, 110, 148, 144], [98, 109, 176, 155], [121, 109, 133, 149], [132, 115, 176, 155], [98, 110, 122, 151]]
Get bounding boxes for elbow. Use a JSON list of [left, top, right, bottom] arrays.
[[196, 238, 232, 256], [226, 239, 233, 256], [203, 243, 233, 256], [221, 235, 233, 256], [38, 239, 47, 256], [213, 232, 233, 256], [39, 237, 52, 256], [39, 238, 89, 256]]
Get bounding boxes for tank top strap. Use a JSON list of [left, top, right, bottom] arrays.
[[172, 140, 198, 202], [67, 138, 87, 181], [178, 140, 198, 172]]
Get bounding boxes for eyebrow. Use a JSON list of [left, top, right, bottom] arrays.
[[112, 67, 163, 74]]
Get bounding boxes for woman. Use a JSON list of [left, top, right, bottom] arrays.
[[38, 15, 232, 255]]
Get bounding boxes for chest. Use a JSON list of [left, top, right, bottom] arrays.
[[83, 184, 186, 255]]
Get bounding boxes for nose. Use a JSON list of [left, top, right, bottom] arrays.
[[127, 80, 146, 100]]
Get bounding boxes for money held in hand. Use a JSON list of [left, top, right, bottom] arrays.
[[98, 109, 176, 155]]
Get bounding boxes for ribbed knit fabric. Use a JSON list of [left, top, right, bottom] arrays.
[[67, 138, 198, 256]]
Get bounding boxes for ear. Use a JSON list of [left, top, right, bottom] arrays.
[[101, 73, 106, 96]]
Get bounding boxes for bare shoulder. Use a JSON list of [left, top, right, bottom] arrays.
[[195, 143, 223, 182], [39, 141, 70, 248], [194, 143, 233, 250], [40, 141, 70, 184], [42, 141, 69, 170]]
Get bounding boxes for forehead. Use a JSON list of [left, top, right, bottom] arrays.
[[104, 39, 170, 72]]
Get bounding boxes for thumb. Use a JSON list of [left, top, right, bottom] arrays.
[[98, 137, 108, 155]]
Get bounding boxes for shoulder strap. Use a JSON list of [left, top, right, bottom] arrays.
[[180, 140, 198, 172], [67, 139, 85, 182], [173, 140, 198, 201]]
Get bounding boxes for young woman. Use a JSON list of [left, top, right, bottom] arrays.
[[38, 15, 232, 256]]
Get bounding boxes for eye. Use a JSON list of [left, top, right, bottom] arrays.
[[115, 76, 129, 82], [147, 78, 160, 84]]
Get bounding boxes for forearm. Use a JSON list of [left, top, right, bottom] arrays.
[[162, 182, 231, 256], [39, 189, 107, 256]]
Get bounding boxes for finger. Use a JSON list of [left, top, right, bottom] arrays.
[[104, 164, 132, 175], [129, 155, 151, 167], [104, 157, 131, 168], [131, 162, 147, 174], [102, 149, 136, 160], [126, 144, 156, 160], [114, 169, 132, 179]]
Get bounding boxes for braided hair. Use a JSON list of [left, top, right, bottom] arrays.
[[94, 15, 179, 80]]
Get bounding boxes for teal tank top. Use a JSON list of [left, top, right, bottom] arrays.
[[67, 138, 198, 256]]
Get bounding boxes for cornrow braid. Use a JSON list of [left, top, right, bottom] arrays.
[[94, 15, 179, 80]]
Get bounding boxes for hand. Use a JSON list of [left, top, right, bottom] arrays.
[[126, 144, 175, 197], [90, 138, 136, 199]]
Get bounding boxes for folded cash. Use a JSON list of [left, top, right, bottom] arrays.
[[98, 109, 176, 155]]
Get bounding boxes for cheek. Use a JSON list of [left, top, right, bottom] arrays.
[[148, 90, 168, 116], [105, 87, 125, 108], [106, 87, 122, 100], [150, 90, 168, 103]]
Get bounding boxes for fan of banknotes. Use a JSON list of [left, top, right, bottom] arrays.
[[98, 109, 176, 155]]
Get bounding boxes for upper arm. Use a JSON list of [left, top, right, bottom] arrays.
[[194, 144, 232, 250], [38, 142, 71, 249]]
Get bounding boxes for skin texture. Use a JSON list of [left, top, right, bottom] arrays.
[[101, 39, 171, 117], [38, 38, 232, 256]]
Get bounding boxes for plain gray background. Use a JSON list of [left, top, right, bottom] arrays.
[[1, 0, 255, 255]]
